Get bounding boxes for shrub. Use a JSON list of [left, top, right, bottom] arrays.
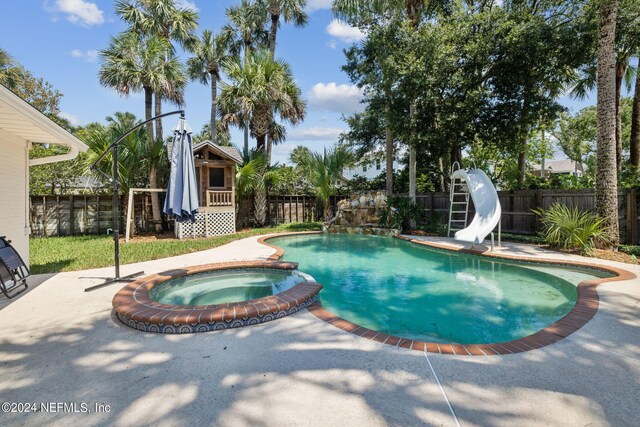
[[532, 203, 609, 255], [379, 196, 424, 231]]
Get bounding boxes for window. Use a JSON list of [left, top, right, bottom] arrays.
[[363, 165, 367, 172], [376, 160, 381, 170], [209, 168, 225, 188]]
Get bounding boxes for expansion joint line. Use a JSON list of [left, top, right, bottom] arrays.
[[424, 351, 461, 427]]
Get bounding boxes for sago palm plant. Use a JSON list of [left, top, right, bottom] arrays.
[[296, 146, 353, 221], [533, 203, 610, 255]]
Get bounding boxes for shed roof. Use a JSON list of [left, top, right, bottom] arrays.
[[193, 140, 243, 164]]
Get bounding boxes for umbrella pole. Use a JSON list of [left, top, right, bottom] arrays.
[[85, 109, 185, 292]]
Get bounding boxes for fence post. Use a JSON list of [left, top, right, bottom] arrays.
[[69, 195, 75, 235], [96, 195, 100, 234], [626, 189, 637, 245]]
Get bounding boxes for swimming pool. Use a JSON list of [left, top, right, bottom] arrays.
[[266, 234, 613, 344]]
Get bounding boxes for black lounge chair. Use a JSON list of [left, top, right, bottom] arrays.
[[0, 236, 29, 299]]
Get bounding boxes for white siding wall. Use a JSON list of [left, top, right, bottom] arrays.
[[0, 129, 29, 265]]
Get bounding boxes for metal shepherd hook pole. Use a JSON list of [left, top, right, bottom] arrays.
[[85, 110, 185, 292]]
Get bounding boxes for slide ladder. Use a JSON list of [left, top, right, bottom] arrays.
[[447, 169, 470, 237], [447, 162, 502, 249]]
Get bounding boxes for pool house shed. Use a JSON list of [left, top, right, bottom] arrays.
[[174, 140, 243, 239]]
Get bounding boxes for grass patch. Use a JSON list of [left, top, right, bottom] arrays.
[[30, 222, 321, 274]]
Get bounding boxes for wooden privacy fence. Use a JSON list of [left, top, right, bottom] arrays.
[[29, 190, 640, 244], [236, 195, 348, 228], [30, 194, 168, 237], [415, 188, 639, 245], [29, 194, 347, 237]]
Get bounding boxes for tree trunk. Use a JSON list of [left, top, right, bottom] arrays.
[[450, 144, 462, 168], [210, 72, 217, 144], [517, 149, 526, 188], [324, 198, 332, 222], [145, 88, 162, 233], [269, 11, 279, 58], [615, 60, 625, 170], [385, 125, 394, 195], [254, 187, 267, 227], [244, 41, 250, 153], [438, 157, 445, 192], [630, 68, 640, 167], [256, 134, 266, 151], [408, 101, 417, 203], [595, 0, 620, 246], [155, 93, 163, 144], [266, 134, 272, 165]]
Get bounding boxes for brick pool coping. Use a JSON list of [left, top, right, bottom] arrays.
[[112, 260, 323, 334], [259, 232, 637, 356]]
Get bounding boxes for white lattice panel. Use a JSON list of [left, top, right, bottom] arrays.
[[176, 211, 236, 239]]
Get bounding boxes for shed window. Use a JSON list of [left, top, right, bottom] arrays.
[[209, 168, 225, 188]]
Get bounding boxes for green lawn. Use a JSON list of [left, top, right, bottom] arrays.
[[30, 222, 321, 274]]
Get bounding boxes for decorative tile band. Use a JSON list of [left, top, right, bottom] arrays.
[[259, 232, 636, 356], [112, 260, 323, 334]]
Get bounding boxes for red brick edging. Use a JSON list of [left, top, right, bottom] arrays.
[[112, 260, 323, 334], [259, 232, 636, 356]]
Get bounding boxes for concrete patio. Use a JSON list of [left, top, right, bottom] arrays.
[[0, 235, 638, 426]]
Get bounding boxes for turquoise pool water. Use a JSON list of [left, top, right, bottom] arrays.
[[150, 269, 306, 306], [268, 234, 612, 344]]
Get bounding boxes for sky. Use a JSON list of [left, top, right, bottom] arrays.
[[0, 0, 609, 164]]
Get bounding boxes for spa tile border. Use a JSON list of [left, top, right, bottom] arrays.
[[112, 260, 323, 334], [259, 232, 636, 356]]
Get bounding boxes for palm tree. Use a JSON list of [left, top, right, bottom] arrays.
[[115, 0, 198, 145], [99, 32, 186, 232], [259, 0, 308, 58], [218, 50, 306, 151], [256, 0, 308, 163], [235, 149, 280, 226], [187, 30, 233, 145], [222, 0, 269, 153], [296, 146, 353, 221], [595, 0, 620, 246], [80, 112, 149, 196], [0, 48, 23, 90]]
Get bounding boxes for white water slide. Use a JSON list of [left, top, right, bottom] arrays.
[[448, 166, 502, 246]]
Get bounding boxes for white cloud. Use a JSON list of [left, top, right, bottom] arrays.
[[70, 49, 98, 62], [47, 0, 104, 26], [59, 112, 83, 127], [327, 40, 337, 49], [176, 0, 199, 12], [309, 82, 364, 114], [326, 19, 365, 43], [288, 127, 346, 141], [306, 0, 333, 12]]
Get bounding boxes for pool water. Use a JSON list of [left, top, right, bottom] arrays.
[[268, 234, 612, 344], [150, 269, 306, 306]]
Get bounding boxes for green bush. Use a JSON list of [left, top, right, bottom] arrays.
[[532, 203, 609, 255], [619, 245, 640, 256], [379, 196, 424, 231]]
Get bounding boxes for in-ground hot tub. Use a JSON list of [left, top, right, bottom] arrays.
[[112, 260, 322, 333]]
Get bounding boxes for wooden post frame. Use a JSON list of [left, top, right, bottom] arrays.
[[125, 188, 167, 242]]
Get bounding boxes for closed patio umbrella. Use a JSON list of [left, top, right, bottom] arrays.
[[164, 117, 199, 222]]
